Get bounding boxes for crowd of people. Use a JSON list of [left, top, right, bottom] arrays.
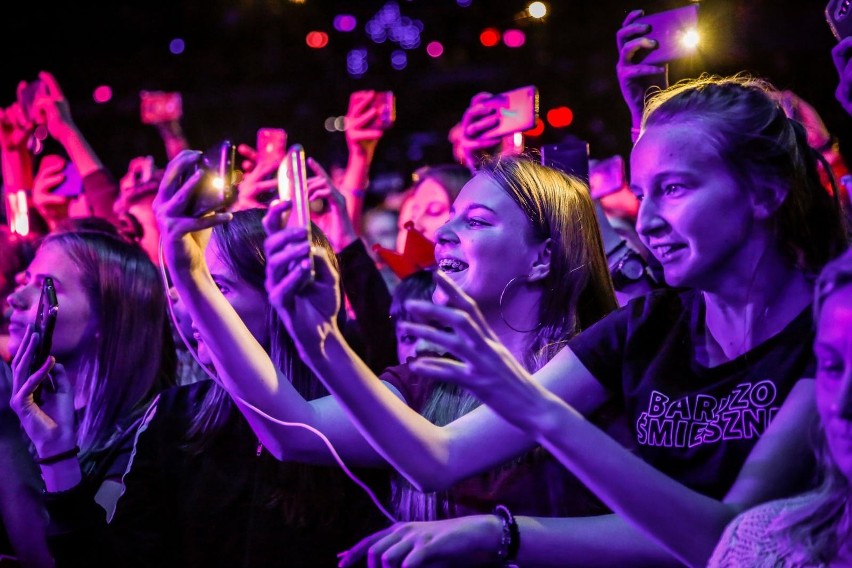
[[0, 7, 851, 568]]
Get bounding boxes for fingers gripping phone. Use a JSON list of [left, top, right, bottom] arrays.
[[481, 86, 539, 139], [30, 277, 59, 393], [183, 141, 238, 217], [20, 79, 46, 124], [634, 4, 700, 66], [277, 144, 314, 281], [827, 0, 852, 39], [372, 91, 396, 130]]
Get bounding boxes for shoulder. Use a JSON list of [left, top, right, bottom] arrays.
[[379, 363, 433, 412], [708, 495, 818, 568]]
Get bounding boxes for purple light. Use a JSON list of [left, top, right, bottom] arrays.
[[391, 49, 407, 70], [93, 85, 112, 104], [169, 38, 185, 55], [457, 0, 472, 6], [333, 14, 357, 32], [503, 29, 526, 48], [347, 48, 369, 77], [426, 41, 444, 58]]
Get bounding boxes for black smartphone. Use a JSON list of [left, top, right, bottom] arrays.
[[827, 0, 852, 40], [30, 277, 59, 393], [634, 4, 700, 65], [183, 141, 238, 217], [19, 79, 46, 123], [541, 137, 590, 183]]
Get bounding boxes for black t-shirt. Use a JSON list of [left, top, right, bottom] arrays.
[[569, 289, 816, 499]]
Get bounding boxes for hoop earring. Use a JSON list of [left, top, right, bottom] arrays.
[[499, 275, 542, 334]]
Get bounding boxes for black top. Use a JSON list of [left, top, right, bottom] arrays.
[[45, 381, 390, 567], [569, 289, 816, 499]]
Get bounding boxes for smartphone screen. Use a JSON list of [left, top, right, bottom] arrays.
[[373, 92, 396, 130], [827, 0, 852, 39], [184, 141, 237, 217], [634, 4, 700, 66], [30, 277, 59, 391], [277, 144, 314, 280], [482, 86, 539, 139], [140, 91, 183, 125]]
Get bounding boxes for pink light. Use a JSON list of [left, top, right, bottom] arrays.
[[93, 85, 112, 104], [503, 29, 526, 48], [426, 41, 444, 58], [333, 14, 357, 32]]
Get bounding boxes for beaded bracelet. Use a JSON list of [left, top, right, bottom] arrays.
[[493, 504, 520, 566], [34, 446, 80, 466]]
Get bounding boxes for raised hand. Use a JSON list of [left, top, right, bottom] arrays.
[[305, 157, 357, 251], [338, 516, 501, 568], [0, 102, 34, 152], [616, 10, 668, 133], [9, 326, 75, 459], [346, 90, 386, 158], [263, 200, 341, 348], [153, 150, 233, 275], [458, 92, 502, 171], [31, 71, 77, 143]]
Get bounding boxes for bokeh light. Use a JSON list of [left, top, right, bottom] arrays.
[[480, 28, 501, 47], [426, 41, 444, 58], [524, 117, 545, 137], [333, 15, 357, 32], [169, 38, 185, 55], [503, 29, 526, 48], [528, 2, 547, 19], [306, 31, 329, 48], [347, 48, 368, 77], [93, 85, 112, 104], [546, 106, 574, 128], [391, 50, 408, 70], [681, 29, 700, 49]]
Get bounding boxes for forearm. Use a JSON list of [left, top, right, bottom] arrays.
[[527, 394, 735, 567], [56, 124, 104, 177], [155, 122, 190, 161], [515, 515, 683, 568], [339, 147, 373, 232]]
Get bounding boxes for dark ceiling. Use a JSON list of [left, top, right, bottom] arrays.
[[3, 0, 848, 185]]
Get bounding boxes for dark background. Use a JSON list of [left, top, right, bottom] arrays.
[[3, 0, 848, 188]]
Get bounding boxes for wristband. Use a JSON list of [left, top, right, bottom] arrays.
[[34, 446, 80, 466], [493, 505, 520, 565]]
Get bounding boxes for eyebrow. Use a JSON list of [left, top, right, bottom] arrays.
[[450, 203, 497, 216], [31, 271, 62, 287]]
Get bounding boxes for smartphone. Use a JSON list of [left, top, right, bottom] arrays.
[[29, 277, 59, 394], [140, 91, 183, 125], [634, 4, 700, 66], [373, 91, 396, 130], [589, 155, 627, 200], [827, 0, 852, 39], [277, 144, 314, 280], [183, 141, 238, 217], [257, 128, 288, 164], [481, 86, 539, 139], [19, 79, 46, 123], [541, 137, 590, 182]]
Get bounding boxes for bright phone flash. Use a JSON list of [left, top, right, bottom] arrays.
[[211, 176, 225, 190], [681, 28, 700, 50]]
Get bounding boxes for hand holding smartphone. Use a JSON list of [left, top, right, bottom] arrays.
[[182, 141, 238, 217], [348, 91, 396, 131], [478, 86, 539, 139], [277, 144, 314, 281], [633, 4, 700, 65], [30, 277, 59, 394]]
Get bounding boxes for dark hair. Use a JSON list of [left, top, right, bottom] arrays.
[[40, 231, 175, 462], [642, 74, 848, 274], [390, 269, 436, 323], [183, 209, 342, 525]]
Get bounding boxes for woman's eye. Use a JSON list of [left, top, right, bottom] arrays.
[[466, 217, 488, 227], [425, 203, 448, 216], [215, 282, 230, 294], [817, 358, 843, 376], [662, 184, 684, 196]]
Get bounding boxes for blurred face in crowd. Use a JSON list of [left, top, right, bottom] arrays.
[[7, 242, 96, 364], [814, 284, 852, 482], [193, 237, 268, 365], [363, 208, 399, 252], [631, 123, 764, 291], [397, 178, 452, 250], [433, 173, 543, 312]]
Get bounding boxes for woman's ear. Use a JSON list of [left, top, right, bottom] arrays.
[[751, 182, 788, 220], [528, 238, 552, 283]]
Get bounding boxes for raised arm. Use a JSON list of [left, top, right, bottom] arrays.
[[264, 229, 610, 491], [153, 158, 392, 467]]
